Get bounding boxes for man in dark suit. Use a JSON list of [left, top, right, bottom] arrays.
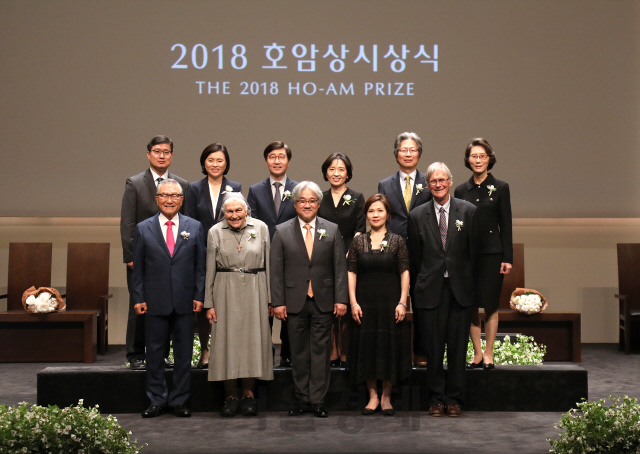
[[120, 135, 189, 370], [407, 162, 477, 418], [378, 132, 432, 366], [132, 179, 206, 418], [271, 181, 348, 418], [247, 141, 298, 367]]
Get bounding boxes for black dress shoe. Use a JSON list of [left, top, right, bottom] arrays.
[[196, 360, 208, 369], [130, 358, 145, 370], [313, 404, 328, 418], [382, 407, 395, 416], [288, 401, 310, 416], [362, 405, 379, 415], [466, 359, 484, 370], [279, 357, 292, 368], [164, 358, 174, 368], [173, 405, 191, 417], [142, 405, 164, 418], [483, 362, 495, 370], [221, 396, 239, 417], [240, 396, 258, 416], [330, 359, 341, 368]]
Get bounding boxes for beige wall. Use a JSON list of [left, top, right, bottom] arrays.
[[1, 217, 639, 344]]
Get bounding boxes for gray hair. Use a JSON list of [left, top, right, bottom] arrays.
[[425, 162, 453, 182], [393, 132, 423, 158], [156, 178, 183, 195], [292, 181, 323, 204], [218, 192, 251, 221]]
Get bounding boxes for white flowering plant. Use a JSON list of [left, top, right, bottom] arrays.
[[0, 400, 145, 453], [444, 334, 546, 365], [548, 395, 640, 453], [25, 291, 59, 314]]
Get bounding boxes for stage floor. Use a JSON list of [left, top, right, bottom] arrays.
[[2, 344, 639, 454]]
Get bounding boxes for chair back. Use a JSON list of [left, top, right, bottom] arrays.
[[6, 243, 53, 310], [499, 243, 525, 310], [617, 243, 640, 313], [65, 243, 110, 311]]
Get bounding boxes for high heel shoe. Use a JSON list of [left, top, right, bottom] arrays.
[[482, 356, 495, 370], [466, 359, 484, 369]]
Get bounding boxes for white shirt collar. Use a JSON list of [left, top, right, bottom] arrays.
[[270, 175, 287, 187], [150, 168, 168, 185], [399, 169, 417, 182], [433, 197, 451, 214], [159, 212, 179, 228]]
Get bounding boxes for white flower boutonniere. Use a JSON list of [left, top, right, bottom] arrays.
[[342, 194, 353, 205], [282, 190, 292, 201], [380, 240, 388, 252], [249, 229, 257, 239], [181, 231, 190, 240], [318, 229, 327, 239], [455, 220, 463, 231], [415, 184, 424, 195], [221, 185, 234, 194], [487, 185, 496, 196]]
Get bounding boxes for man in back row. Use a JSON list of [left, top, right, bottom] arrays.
[[120, 135, 189, 370]]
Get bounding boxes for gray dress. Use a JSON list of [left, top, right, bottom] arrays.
[[204, 217, 274, 381]]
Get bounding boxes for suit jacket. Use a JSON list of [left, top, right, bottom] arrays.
[[378, 170, 432, 239], [247, 177, 299, 240], [407, 197, 477, 309], [453, 173, 513, 263], [270, 216, 348, 313], [317, 188, 366, 252], [184, 176, 242, 234], [120, 169, 189, 263], [131, 213, 206, 316]]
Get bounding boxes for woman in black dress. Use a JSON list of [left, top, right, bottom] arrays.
[[318, 153, 366, 367], [348, 194, 411, 415], [185, 143, 242, 369], [453, 138, 512, 370]]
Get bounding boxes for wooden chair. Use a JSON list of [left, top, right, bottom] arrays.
[[615, 243, 640, 354], [0, 243, 53, 310], [499, 243, 525, 310], [63, 243, 111, 355]]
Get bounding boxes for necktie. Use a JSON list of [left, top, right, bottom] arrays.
[[273, 182, 282, 214], [156, 177, 164, 187], [166, 220, 175, 256], [439, 207, 447, 250], [403, 176, 412, 211], [304, 224, 314, 297]]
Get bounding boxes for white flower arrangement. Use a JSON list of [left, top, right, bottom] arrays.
[[317, 229, 327, 239], [415, 184, 424, 195], [221, 185, 234, 194], [380, 240, 388, 251], [25, 291, 58, 314], [455, 220, 463, 231], [487, 184, 496, 196], [513, 292, 543, 314], [249, 229, 257, 239], [342, 194, 353, 205], [445, 334, 546, 366], [181, 231, 190, 240], [282, 190, 292, 200]]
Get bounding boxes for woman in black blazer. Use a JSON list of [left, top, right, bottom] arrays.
[[453, 138, 512, 370], [317, 152, 366, 367], [185, 143, 242, 368]]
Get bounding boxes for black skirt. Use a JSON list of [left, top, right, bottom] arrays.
[[475, 253, 504, 311]]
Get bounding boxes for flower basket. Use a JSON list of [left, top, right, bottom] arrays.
[[21, 286, 66, 313], [510, 288, 547, 314]]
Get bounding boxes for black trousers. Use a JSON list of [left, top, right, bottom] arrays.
[[125, 267, 146, 361], [414, 280, 472, 406], [287, 296, 333, 405]]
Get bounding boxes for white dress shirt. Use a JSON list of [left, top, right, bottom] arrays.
[[150, 168, 168, 187], [433, 197, 451, 277], [270, 175, 288, 199], [299, 216, 317, 245], [159, 213, 179, 244], [398, 169, 417, 195]]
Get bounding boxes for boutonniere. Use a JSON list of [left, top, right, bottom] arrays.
[[487, 185, 496, 196], [249, 229, 257, 239], [342, 194, 353, 205], [282, 190, 291, 201], [380, 240, 388, 252], [317, 229, 327, 239], [221, 185, 234, 195], [181, 231, 190, 240], [455, 220, 463, 231], [415, 184, 424, 195]]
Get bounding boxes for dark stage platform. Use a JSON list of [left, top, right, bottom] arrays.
[[37, 364, 587, 413]]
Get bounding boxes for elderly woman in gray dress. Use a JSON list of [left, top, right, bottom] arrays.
[[204, 193, 274, 417]]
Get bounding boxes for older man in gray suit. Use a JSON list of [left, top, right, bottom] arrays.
[[271, 181, 348, 418], [121, 135, 189, 370]]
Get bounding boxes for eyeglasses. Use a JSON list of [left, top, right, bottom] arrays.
[[428, 178, 450, 187], [157, 193, 183, 200], [150, 149, 172, 157], [296, 199, 319, 206], [267, 154, 287, 162], [398, 148, 419, 155], [469, 153, 488, 160]]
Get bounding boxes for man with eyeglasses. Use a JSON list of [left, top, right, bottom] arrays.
[[247, 141, 298, 368], [270, 181, 348, 418], [378, 132, 432, 366], [407, 162, 477, 418], [132, 179, 206, 418], [121, 135, 189, 370]]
